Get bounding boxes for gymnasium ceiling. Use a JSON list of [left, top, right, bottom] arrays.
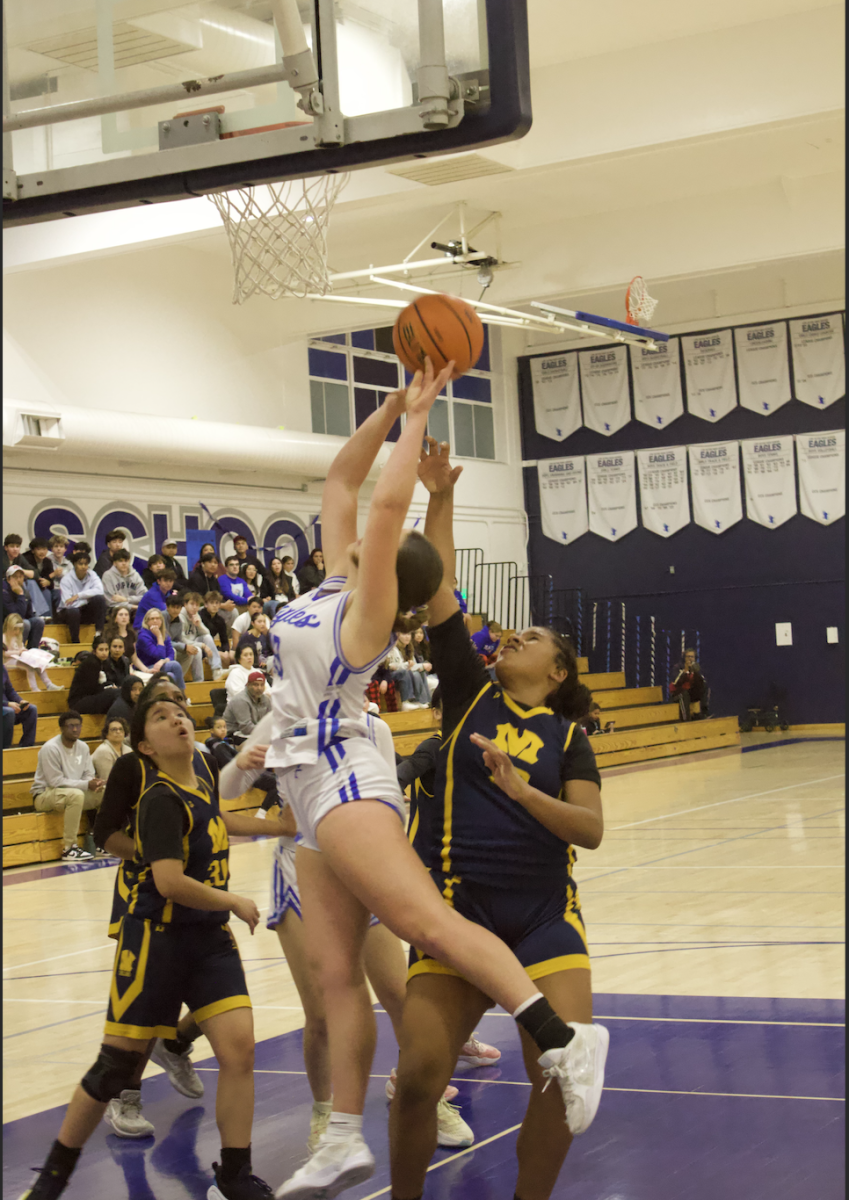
[[3, 0, 845, 342]]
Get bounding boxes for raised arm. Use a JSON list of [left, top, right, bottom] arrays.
[[419, 436, 463, 629], [320, 389, 409, 577]]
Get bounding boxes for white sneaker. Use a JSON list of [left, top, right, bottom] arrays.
[[538, 1022, 610, 1135], [401, 701, 419, 711], [458, 1033, 501, 1067], [103, 1089, 154, 1138], [150, 1037, 205, 1098], [436, 1097, 474, 1148], [212, 668, 225, 681], [385, 1067, 458, 1103], [306, 1103, 331, 1154], [61, 844, 92, 861], [255, 809, 267, 820], [44, 679, 64, 691], [275, 1132, 374, 1199]]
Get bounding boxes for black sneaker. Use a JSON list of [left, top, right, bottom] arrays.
[[207, 1162, 273, 1200], [61, 845, 92, 861], [17, 1166, 69, 1199]]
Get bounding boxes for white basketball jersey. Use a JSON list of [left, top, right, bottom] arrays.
[[266, 575, 394, 771]]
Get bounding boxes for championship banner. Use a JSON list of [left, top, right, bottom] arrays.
[[740, 436, 797, 529], [681, 328, 737, 421], [630, 338, 683, 429], [734, 321, 791, 415], [586, 450, 637, 542], [537, 457, 588, 544], [530, 352, 582, 441], [688, 441, 743, 534], [579, 344, 630, 436], [636, 446, 690, 537], [795, 430, 845, 526], [789, 315, 845, 409]]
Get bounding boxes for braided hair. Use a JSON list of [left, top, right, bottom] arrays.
[[543, 629, 593, 721]]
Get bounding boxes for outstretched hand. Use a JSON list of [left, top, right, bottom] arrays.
[[418, 435, 463, 495], [469, 732, 529, 803], [404, 358, 455, 417]]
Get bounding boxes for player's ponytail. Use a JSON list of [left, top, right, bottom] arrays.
[[393, 531, 443, 633], [544, 630, 594, 722]]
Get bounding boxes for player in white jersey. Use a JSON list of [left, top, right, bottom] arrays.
[[268, 360, 608, 1200]]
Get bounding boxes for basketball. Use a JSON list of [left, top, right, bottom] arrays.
[[393, 293, 485, 379]]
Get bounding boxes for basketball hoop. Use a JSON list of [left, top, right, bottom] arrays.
[[625, 275, 658, 326], [208, 173, 349, 303]]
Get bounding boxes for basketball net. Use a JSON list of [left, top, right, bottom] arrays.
[[208, 173, 349, 303], [625, 275, 659, 326]]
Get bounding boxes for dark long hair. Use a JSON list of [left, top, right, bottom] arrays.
[[543, 630, 593, 721], [394, 531, 444, 633]]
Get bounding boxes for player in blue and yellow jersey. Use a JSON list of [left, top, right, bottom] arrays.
[[388, 437, 609, 1200], [20, 693, 279, 1200]]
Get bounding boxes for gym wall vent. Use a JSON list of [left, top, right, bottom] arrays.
[[387, 154, 514, 186], [14, 413, 65, 450]]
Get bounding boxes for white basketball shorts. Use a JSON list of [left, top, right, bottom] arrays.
[[267, 837, 380, 929]]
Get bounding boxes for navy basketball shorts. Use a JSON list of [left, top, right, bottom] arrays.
[[104, 915, 251, 1040], [408, 873, 590, 985]]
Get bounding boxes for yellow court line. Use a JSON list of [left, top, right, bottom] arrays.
[[357, 1123, 525, 1200]]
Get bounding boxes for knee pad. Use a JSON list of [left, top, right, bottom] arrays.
[[81, 1044, 143, 1103]]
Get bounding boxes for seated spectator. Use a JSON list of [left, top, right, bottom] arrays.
[[165, 593, 218, 684], [199, 591, 235, 670], [190, 542, 218, 574], [134, 567, 177, 630], [68, 637, 122, 715], [178, 590, 225, 681], [103, 606, 140, 672], [235, 612, 271, 673], [3, 664, 37, 748], [93, 529, 126, 578], [399, 630, 433, 704], [232, 534, 263, 577], [670, 649, 711, 721], [412, 626, 438, 692], [230, 596, 264, 648], [471, 620, 503, 664], [3, 614, 62, 691], [3, 565, 46, 649], [583, 702, 606, 736], [2, 533, 35, 580], [57, 551, 107, 643], [206, 713, 279, 812], [240, 561, 262, 601], [101, 549, 146, 613], [224, 669, 271, 741], [218, 555, 253, 623], [187, 551, 223, 597], [47, 535, 74, 588], [159, 539, 187, 587], [365, 666, 398, 714], [136, 608, 186, 690], [141, 553, 167, 589], [261, 556, 295, 617], [91, 716, 132, 781], [297, 547, 325, 594], [23, 537, 60, 613], [31, 710, 105, 861], [383, 634, 430, 710], [102, 674, 144, 737], [281, 555, 300, 597], [104, 634, 132, 689], [225, 644, 269, 701]]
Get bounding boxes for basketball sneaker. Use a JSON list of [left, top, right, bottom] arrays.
[[103, 1090, 155, 1138], [275, 1133, 374, 1199], [384, 1067, 458, 1102], [435, 1098, 474, 1148], [306, 1101, 332, 1154], [151, 1038, 205, 1098], [16, 1169, 69, 1200], [457, 1033, 501, 1067], [61, 845, 92, 861], [538, 1022, 610, 1135], [208, 1162, 274, 1199]]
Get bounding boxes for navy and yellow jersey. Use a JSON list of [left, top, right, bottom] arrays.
[[398, 733, 441, 868], [127, 750, 230, 926], [426, 611, 601, 890]]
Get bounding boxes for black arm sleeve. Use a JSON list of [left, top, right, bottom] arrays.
[[426, 610, 491, 741], [93, 753, 143, 848], [560, 725, 602, 789], [396, 735, 441, 791], [136, 786, 188, 863]]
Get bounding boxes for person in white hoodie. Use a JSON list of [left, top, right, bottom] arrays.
[[101, 550, 146, 614]]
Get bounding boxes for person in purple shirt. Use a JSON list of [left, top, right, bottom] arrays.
[[133, 569, 177, 630], [135, 608, 186, 689], [471, 620, 503, 663], [3, 664, 38, 747], [217, 556, 252, 610]]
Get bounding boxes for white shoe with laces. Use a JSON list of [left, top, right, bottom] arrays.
[[457, 1033, 501, 1067], [150, 1038, 205, 1098], [103, 1089, 154, 1138], [436, 1097, 474, 1148], [538, 1022, 610, 1135], [306, 1103, 331, 1155], [275, 1131, 374, 1199]]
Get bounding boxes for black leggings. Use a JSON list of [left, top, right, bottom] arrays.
[[71, 688, 121, 715]]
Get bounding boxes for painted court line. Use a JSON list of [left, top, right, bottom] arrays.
[[3, 944, 115, 972]]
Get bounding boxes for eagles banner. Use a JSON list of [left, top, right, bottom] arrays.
[[734, 322, 792, 415], [740, 437, 797, 529], [586, 450, 637, 542], [688, 441, 743, 534], [789, 314, 845, 409], [579, 344, 631, 436], [636, 446, 690, 537], [537, 457, 588, 544], [795, 430, 845, 526], [681, 328, 737, 421], [630, 338, 683, 429], [530, 352, 582, 442]]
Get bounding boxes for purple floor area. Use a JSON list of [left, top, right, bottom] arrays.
[[3, 994, 844, 1200]]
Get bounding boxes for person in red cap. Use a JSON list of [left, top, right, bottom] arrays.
[[223, 669, 270, 743]]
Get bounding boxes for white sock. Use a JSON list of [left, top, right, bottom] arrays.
[[326, 1112, 363, 1140], [512, 992, 544, 1020]]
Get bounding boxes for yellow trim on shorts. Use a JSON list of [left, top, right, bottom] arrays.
[[563, 910, 589, 954], [192, 995, 252, 1025], [408, 958, 463, 982], [104, 1021, 177, 1040], [525, 954, 590, 979], [108, 920, 121, 940], [109, 918, 152, 1022]]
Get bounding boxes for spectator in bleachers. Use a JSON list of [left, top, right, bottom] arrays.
[[91, 716, 132, 782], [165, 593, 219, 684], [102, 675, 144, 737], [224, 669, 271, 741], [583, 701, 603, 736], [160, 538, 187, 588], [133, 567, 177, 630], [412, 626, 438, 692], [260, 556, 295, 617], [281, 554, 300, 597], [205, 713, 279, 814], [3, 614, 63, 691], [190, 542, 218, 574], [103, 606, 139, 671], [3, 664, 37, 748], [3, 565, 46, 649], [229, 596, 264, 647], [199, 591, 235, 670], [383, 635, 429, 710], [670, 648, 712, 721], [136, 608, 186, 690], [239, 561, 262, 602], [232, 534, 263, 576], [235, 611, 271, 673], [68, 636, 122, 715], [104, 635, 132, 689], [57, 551, 107, 643], [178, 590, 226, 681], [2, 534, 35, 580], [225, 644, 268, 702], [141, 553, 167, 589], [93, 529, 126, 578], [187, 551, 222, 597], [218, 555, 252, 625], [101, 548, 146, 614], [398, 630, 433, 705], [297, 547, 325, 594], [47, 535, 74, 587], [23, 537, 61, 613], [471, 620, 503, 664], [31, 710, 105, 861]]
